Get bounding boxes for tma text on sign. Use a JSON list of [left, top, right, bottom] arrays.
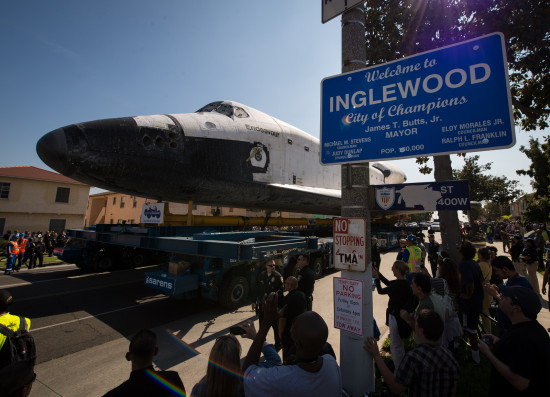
[[333, 217, 367, 272]]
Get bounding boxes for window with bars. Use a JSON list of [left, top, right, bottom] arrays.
[[55, 187, 70, 203], [0, 182, 10, 199]]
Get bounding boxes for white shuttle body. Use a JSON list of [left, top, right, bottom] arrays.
[[37, 101, 406, 215]]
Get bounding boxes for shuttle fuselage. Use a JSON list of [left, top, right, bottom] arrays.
[[37, 100, 406, 215]]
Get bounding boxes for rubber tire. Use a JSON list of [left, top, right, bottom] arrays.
[[131, 253, 146, 267], [95, 255, 114, 271], [312, 257, 323, 279], [219, 275, 249, 310]]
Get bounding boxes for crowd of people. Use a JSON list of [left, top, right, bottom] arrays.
[[2, 230, 68, 275], [370, 228, 550, 396], [2, 224, 550, 396]]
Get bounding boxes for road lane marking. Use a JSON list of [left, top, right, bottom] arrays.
[[0, 264, 159, 288], [31, 295, 169, 332]]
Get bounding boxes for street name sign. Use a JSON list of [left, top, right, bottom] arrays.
[[322, 0, 365, 24], [375, 180, 470, 211], [320, 33, 515, 164], [334, 277, 364, 336], [333, 217, 367, 271]]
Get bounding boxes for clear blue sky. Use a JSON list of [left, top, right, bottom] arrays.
[[1, 1, 544, 195]]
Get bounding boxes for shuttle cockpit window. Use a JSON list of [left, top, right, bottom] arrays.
[[233, 107, 249, 118], [215, 104, 234, 117], [196, 101, 222, 113]]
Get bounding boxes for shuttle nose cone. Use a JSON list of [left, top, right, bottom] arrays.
[[36, 128, 69, 174]]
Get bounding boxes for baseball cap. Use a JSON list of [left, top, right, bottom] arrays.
[[499, 286, 542, 319], [407, 234, 417, 243], [0, 290, 13, 312]]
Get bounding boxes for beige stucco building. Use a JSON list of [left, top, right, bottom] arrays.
[[86, 192, 216, 225], [0, 166, 90, 234], [86, 191, 310, 226]]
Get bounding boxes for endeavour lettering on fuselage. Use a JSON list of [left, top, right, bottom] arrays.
[[245, 124, 280, 137]]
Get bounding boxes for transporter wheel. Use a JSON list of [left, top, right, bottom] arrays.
[[131, 252, 146, 267], [312, 257, 323, 279], [95, 255, 114, 271], [219, 275, 249, 310]]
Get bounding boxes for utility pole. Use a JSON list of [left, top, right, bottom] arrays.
[[340, 5, 374, 396]]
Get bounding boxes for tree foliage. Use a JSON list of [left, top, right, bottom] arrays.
[[517, 136, 550, 220], [364, 0, 550, 130], [483, 201, 510, 220], [522, 195, 550, 222], [517, 136, 550, 197], [452, 155, 523, 203]]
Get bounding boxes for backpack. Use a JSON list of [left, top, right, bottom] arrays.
[[0, 316, 36, 367], [430, 278, 455, 322]]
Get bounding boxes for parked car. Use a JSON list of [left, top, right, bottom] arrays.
[[430, 222, 440, 231]]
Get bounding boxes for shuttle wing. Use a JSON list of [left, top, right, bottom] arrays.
[[268, 183, 341, 198]]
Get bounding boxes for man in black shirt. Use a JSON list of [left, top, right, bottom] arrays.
[[103, 329, 185, 396], [510, 234, 525, 275], [371, 237, 381, 270], [520, 238, 541, 294], [253, 258, 283, 348], [426, 235, 440, 277], [296, 254, 314, 311], [278, 276, 306, 360], [479, 286, 550, 396]]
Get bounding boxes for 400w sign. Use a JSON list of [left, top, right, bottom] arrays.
[[333, 218, 367, 272], [375, 180, 470, 211]]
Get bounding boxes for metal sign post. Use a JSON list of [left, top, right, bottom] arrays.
[[338, 5, 374, 396]]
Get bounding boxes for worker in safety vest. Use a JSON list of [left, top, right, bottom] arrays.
[[402, 234, 423, 274], [542, 227, 550, 243], [16, 234, 27, 271], [4, 237, 19, 275]]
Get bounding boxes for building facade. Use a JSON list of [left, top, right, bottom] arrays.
[[85, 191, 311, 226], [86, 192, 216, 226], [0, 166, 90, 234]]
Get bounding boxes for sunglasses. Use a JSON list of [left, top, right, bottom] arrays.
[[267, 264, 275, 267]]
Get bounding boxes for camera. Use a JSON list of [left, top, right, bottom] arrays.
[[229, 326, 246, 335], [480, 336, 493, 347]]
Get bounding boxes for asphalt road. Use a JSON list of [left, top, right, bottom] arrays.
[[1, 263, 223, 365]]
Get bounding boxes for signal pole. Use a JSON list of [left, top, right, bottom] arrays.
[[340, 5, 374, 396]]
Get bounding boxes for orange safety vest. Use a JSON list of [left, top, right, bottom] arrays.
[[10, 241, 19, 255], [19, 239, 27, 253]]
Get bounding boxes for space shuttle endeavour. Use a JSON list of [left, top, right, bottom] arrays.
[[37, 101, 406, 215]]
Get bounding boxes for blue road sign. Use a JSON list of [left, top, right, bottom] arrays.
[[375, 180, 470, 211], [321, 33, 515, 164]]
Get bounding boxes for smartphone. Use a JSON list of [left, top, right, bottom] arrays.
[[229, 326, 246, 335]]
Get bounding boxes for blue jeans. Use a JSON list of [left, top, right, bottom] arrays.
[[5, 255, 15, 272]]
